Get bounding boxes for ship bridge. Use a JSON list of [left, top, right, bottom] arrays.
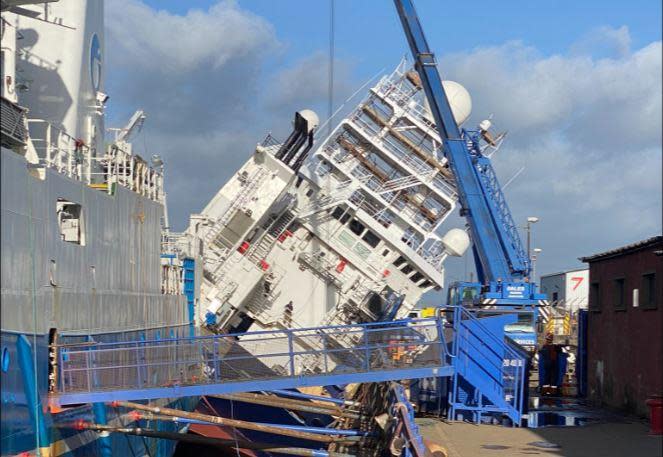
[[50, 307, 528, 425]]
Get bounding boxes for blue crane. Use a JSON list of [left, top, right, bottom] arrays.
[[394, 0, 547, 346]]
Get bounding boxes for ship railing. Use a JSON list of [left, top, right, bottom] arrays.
[[297, 252, 345, 289], [330, 152, 446, 235], [28, 119, 93, 182], [104, 144, 164, 202], [24, 119, 164, 202], [161, 231, 188, 256], [260, 132, 282, 148], [55, 317, 449, 400], [374, 81, 437, 134], [258, 133, 283, 155], [160, 260, 183, 295]]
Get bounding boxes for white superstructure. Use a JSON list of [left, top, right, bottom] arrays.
[[186, 61, 473, 370]]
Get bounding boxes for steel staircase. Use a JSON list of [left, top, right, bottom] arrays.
[[296, 179, 359, 217], [247, 209, 296, 263], [448, 307, 527, 425]]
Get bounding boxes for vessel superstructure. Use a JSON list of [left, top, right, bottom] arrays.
[[1, 2, 198, 455], [190, 60, 480, 347]]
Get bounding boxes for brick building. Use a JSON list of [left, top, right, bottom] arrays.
[[580, 236, 663, 417]]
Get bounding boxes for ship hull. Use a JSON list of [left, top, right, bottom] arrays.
[[1, 147, 196, 456]]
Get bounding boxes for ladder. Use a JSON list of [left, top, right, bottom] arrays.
[[247, 209, 297, 263], [296, 180, 358, 217], [375, 170, 435, 194], [203, 167, 269, 247]]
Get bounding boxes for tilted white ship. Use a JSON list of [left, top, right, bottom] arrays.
[[183, 59, 504, 372]]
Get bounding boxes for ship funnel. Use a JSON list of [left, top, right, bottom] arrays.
[[275, 109, 319, 172], [298, 109, 319, 134]]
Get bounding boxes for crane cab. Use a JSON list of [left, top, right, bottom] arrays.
[[447, 281, 542, 351]]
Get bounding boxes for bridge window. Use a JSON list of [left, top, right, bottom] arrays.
[[409, 272, 424, 283], [419, 280, 433, 289], [331, 206, 351, 224], [362, 230, 380, 248], [56, 199, 85, 245], [348, 219, 365, 236], [401, 264, 414, 275], [393, 256, 406, 267]]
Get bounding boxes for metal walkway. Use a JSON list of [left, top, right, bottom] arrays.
[[52, 318, 454, 406]]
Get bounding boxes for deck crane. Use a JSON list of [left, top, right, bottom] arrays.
[[394, 0, 547, 346]]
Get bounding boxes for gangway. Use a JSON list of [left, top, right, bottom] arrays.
[[51, 309, 526, 425], [52, 317, 453, 407]]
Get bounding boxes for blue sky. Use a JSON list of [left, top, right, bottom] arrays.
[[140, 0, 662, 67], [105, 0, 662, 297]]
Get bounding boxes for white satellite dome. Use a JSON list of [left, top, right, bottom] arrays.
[[441, 228, 471, 257], [298, 109, 320, 134], [423, 80, 472, 126]]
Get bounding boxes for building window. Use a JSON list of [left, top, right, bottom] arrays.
[[641, 273, 657, 310], [613, 278, 626, 311], [362, 230, 381, 248], [589, 282, 600, 312], [56, 199, 85, 245]]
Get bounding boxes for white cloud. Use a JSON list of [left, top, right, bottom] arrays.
[[104, 1, 357, 227], [434, 26, 662, 281], [265, 52, 354, 111], [570, 25, 632, 59]]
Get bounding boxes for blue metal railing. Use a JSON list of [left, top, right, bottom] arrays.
[[449, 306, 526, 424], [53, 318, 453, 406]]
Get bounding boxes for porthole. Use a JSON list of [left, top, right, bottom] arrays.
[[2, 347, 10, 372]]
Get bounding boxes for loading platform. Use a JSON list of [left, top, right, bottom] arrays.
[[50, 307, 527, 425]]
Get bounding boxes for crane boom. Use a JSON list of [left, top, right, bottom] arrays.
[[394, 0, 546, 347], [394, 0, 528, 283]]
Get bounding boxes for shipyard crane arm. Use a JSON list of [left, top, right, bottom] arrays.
[[394, 0, 546, 333], [394, 0, 529, 284]]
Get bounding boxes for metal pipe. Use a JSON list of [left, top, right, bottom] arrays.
[[111, 401, 357, 444], [270, 390, 358, 407], [211, 392, 359, 418], [57, 422, 354, 457], [135, 413, 368, 437]]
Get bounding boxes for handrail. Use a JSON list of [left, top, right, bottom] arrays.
[[60, 317, 440, 349], [56, 317, 449, 400]]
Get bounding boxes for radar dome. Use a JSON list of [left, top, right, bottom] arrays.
[[423, 81, 472, 126], [298, 109, 320, 134], [441, 228, 470, 257]]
